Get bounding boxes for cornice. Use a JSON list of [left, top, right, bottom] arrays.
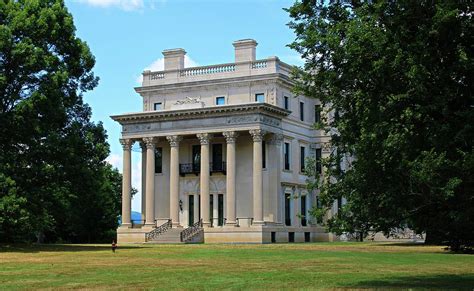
[[110, 103, 291, 125], [135, 73, 293, 95]]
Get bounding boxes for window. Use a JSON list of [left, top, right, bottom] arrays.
[[300, 101, 304, 121], [212, 144, 223, 172], [284, 96, 289, 110], [262, 141, 266, 168], [255, 93, 264, 103], [301, 195, 307, 226], [315, 104, 321, 123], [285, 193, 291, 226], [300, 146, 306, 173], [316, 148, 322, 174], [216, 96, 225, 105], [271, 232, 276, 243], [192, 145, 200, 172], [289, 232, 295, 243], [155, 147, 163, 174], [154, 102, 162, 110], [304, 232, 311, 242], [284, 142, 290, 170]]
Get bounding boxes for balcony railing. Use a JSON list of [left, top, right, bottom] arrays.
[[179, 162, 226, 176]]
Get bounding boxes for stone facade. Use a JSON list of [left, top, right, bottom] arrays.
[[112, 39, 332, 243]]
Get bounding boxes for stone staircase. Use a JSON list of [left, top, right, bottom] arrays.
[[145, 219, 204, 244], [146, 228, 184, 244]]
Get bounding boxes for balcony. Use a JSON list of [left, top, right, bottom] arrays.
[[179, 162, 227, 176]]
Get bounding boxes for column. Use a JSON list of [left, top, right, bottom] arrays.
[[119, 138, 133, 227], [140, 142, 147, 223], [223, 131, 238, 226], [194, 194, 200, 224], [166, 135, 183, 227], [268, 133, 283, 224], [197, 133, 212, 227], [143, 137, 156, 227], [249, 129, 266, 225]]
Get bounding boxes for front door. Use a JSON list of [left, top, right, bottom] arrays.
[[188, 195, 194, 226]]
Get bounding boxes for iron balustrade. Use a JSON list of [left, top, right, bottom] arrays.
[[180, 219, 203, 242], [145, 219, 172, 242], [179, 162, 226, 176]]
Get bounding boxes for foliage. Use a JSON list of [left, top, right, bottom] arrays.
[[287, 0, 473, 251], [0, 0, 122, 243]]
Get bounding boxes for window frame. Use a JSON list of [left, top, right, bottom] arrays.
[[154, 102, 162, 111], [216, 96, 225, 106], [284, 142, 291, 171], [299, 101, 305, 121], [314, 104, 321, 123], [255, 93, 265, 103], [300, 146, 306, 173]]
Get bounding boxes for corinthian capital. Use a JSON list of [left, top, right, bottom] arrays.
[[119, 138, 133, 150], [249, 129, 266, 142], [143, 137, 157, 149], [268, 133, 283, 145], [223, 131, 239, 144], [166, 135, 183, 147], [196, 133, 213, 145]]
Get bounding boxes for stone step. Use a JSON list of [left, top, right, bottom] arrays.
[[146, 228, 183, 243]]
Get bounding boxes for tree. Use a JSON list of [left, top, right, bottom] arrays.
[[0, 0, 121, 243], [287, 0, 473, 251]]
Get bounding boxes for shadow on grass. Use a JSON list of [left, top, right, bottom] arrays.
[[0, 244, 141, 253], [353, 274, 474, 289]]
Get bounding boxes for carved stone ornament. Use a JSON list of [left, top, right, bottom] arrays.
[[174, 96, 202, 105], [196, 133, 213, 145], [249, 129, 266, 142], [119, 138, 133, 150], [268, 133, 283, 145], [166, 135, 183, 147], [322, 142, 332, 153], [143, 137, 157, 149], [222, 131, 239, 144]]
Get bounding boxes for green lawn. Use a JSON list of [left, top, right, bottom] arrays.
[[0, 242, 473, 289]]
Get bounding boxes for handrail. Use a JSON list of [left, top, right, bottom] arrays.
[[180, 219, 203, 242], [145, 219, 172, 242]]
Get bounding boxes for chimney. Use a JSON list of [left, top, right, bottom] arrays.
[[163, 48, 186, 71], [233, 39, 257, 63]]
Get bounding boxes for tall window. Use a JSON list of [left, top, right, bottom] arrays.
[[301, 195, 307, 226], [262, 140, 266, 168], [299, 102, 304, 121], [284, 96, 289, 110], [300, 146, 306, 173], [155, 147, 163, 174], [154, 102, 162, 110], [284, 142, 290, 170], [255, 93, 264, 103], [216, 96, 225, 105], [192, 145, 200, 172], [314, 104, 321, 123], [285, 193, 291, 226], [316, 148, 322, 174]]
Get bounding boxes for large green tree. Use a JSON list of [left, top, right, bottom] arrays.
[[0, 0, 121, 243], [287, 0, 473, 250]]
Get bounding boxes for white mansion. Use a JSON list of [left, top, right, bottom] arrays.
[[112, 39, 334, 243]]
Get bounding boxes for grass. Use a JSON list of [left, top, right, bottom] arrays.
[[1, 242, 473, 290]]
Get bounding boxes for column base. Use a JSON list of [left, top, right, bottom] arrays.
[[144, 223, 156, 228], [202, 222, 212, 228], [225, 221, 237, 226], [119, 223, 132, 228], [252, 221, 265, 226]]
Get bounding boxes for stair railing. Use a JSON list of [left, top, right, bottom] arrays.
[[145, 219, 172, 242], [180, 219, 203, 242]]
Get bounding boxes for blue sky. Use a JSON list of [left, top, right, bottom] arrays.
[[65, 0, 301, 212]]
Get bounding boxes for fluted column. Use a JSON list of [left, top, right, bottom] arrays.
[[167, 135, 183, 227], [197, 133, 212, 227], [268, 133, 283, 224], [140, 142, 147, 223], [223, 131, 238, 226], [250, 129, 266, 225], [143, 137, 156, 227], [120, 138, 133, 227]]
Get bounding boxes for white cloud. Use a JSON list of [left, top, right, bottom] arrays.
[[135, 55, 199, 84], [106, 153, 122, 170], [77, 0, 144, 11]]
